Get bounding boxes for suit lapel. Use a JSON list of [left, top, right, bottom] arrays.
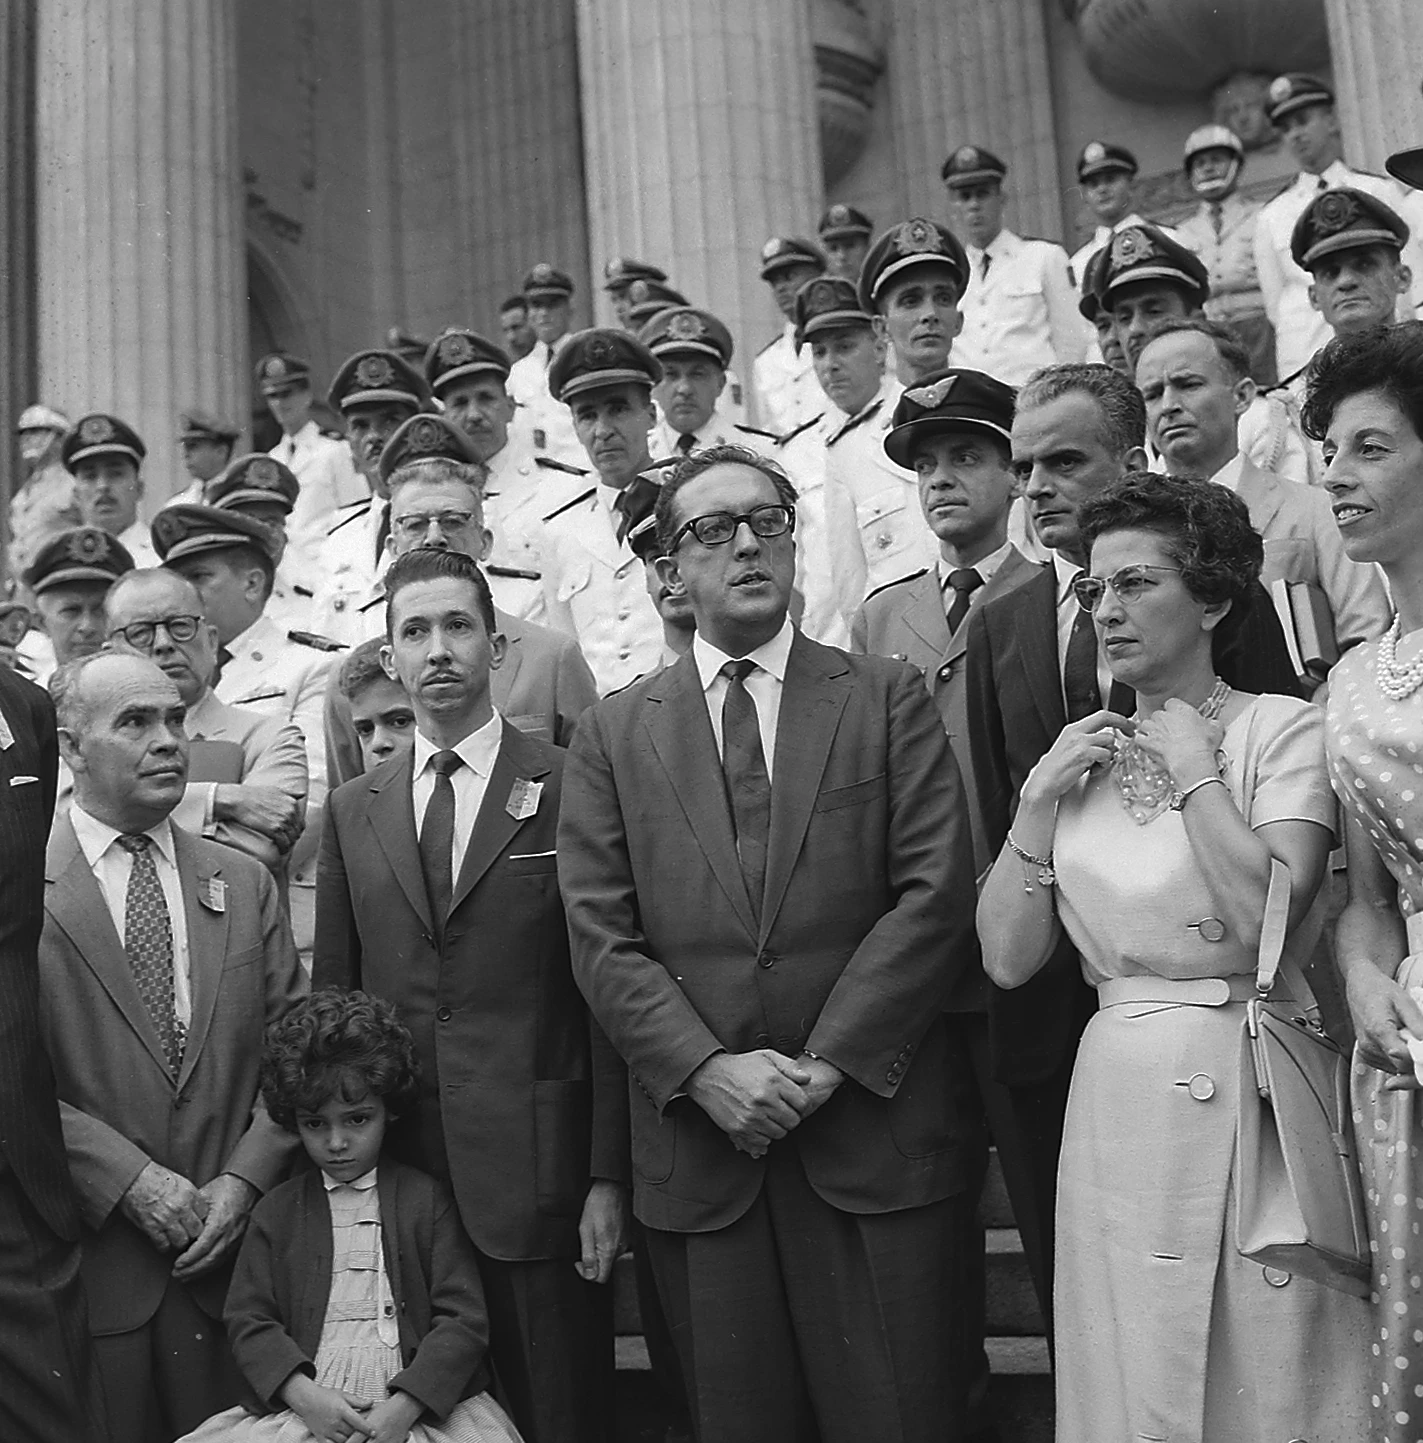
[[760, 637, 849, 940], [1016, 566, 1066, 738], [644, 655, 758, 940], [367, 755, 434, 932], [902, 573, 952, 661], [448, 725, 552, 916], [1235, 458, 1286, 535], [173, 827, 231, 1088]]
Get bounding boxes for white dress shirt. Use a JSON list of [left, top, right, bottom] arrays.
[[692, 618, 795, 783], [1053, 550, 1114, 711], [411, 712, 504, 881], [70, 803, 193, 1026]]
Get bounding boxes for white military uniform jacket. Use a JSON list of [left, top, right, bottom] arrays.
[[118, 519, 160, 571], [308, 495, 390, 647], [506, 336, 586, 470], [823, 378, 938, 597], [481, 435, 588, 623], [1176, 192, 1267, 326], [957, 229, 1089, 384], [752, 322, 822, 436], [269, 419, 366, 569], [1253, 160, 1423, 380], [647, 416, 781, 463], [538, 485, 664, 695], [1069, 212, 1177, 281]]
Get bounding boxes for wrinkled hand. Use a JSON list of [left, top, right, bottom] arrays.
[[686, 1050, 811, 1158], [1132, 698, 1224, 789], [119, 1161, 208, 1253], [1021, 708, 1131, 807], [576, 1179, 629, 1284], [214, 784, 303, 851], [173, 1173, 258, 1280], [793, 1054, 844, 1121], [362, 1391, 423, 1443], [280, 1374, 373, 1442], [1347, 962, 1423, 1091]]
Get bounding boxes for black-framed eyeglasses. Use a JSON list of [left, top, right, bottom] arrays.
[[1073, 565, 1181, 614], [391, 510, 478, 540], [670, 503, 795, 551], [108, 614, 203, 650]]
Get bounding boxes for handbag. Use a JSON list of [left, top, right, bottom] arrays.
[[1234, 858, 1371, 1297]]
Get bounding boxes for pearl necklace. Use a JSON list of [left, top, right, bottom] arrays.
[[1376, 618, 1423, 702], [1111, 678, 1231, 826]]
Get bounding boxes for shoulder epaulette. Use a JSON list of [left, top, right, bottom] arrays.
[[827, 398, 883, 448], [288, 629, 346, 652], [757, 334, 783, 357], [486, 564, 541, 581], [327, 502, 370, 536], [293, 583, 314, 599], [734, 423, 780, 442], [237, 689, 286, 704], [1263, 360, 1310, 395], [543, 487, 596, 523], [1263, 176, 1297, 206], [775, 413, 825, 449], [864, 567, 929, 604], [534, 455, 588, 476]]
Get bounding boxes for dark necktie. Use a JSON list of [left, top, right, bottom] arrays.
[[614, 475, 659, 544], [374, 505, 391, 564], [945, 567, 983, 635], [1209, 201, 1224, 241], [979, 251, 992, 282], [1063, 572, 1101, 723], [676, 432, 696, 457], [212, 646, 233, 687], [720, 660, 771, 918], [419, 750, 464, 926], [117, 834, 183, 1074]]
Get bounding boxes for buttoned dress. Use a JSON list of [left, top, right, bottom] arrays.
[[1051, 694, 1370, 1442]]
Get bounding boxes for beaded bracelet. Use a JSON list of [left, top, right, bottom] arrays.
[[1006, 833, 1056, 894]]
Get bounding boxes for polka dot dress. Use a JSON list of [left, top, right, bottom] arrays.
[[1328, 638, 1423, 1443]]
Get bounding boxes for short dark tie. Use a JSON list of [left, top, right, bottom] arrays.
[[614, 475, 659, 544], [1209, 201, 1224, 240], [117, 834, 183, 1073], [419, 750, 464, 926], [720, 660, 770, 918], [1063, 572, 1101, 723], [979, 251, 992, 281], [945, 567, 984, 635], [676, 432, 696, 456], [212, 646, 234, 686]]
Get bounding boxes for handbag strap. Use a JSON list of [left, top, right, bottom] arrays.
[[1254, 857, 1293, 995]]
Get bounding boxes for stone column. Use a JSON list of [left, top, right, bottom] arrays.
[[887, 0, 1062, 241], [1323, 0, 1423, 171], [576, 0, 823, 380], [35, 0, 245, 508]]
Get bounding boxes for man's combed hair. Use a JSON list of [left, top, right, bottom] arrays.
[[653, 443, 799, 556], [1017, 363, 1147, 454], [1301, 320, 1423, 443], [260, 989, 420, 1132], [387, 456, 487, 498], [1139, 316, 1253, 383], [338, 637, 392, 702], [48, 652, 116, 734], [383, 545, 495, 638]]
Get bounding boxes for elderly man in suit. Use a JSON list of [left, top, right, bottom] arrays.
[[39, 651, 305, 1443], [560, 443, 980, 1443], [315, 546, 628, 1443], [0, 665, 105, 1443]]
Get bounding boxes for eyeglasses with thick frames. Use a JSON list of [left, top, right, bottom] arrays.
[[391, 510, 478, 541], [107, 614, 203, 650], [670, 503, 795, 551], [1073, 565, 1182, 614]]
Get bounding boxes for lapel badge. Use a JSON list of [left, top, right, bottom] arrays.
[[506, 778, 543, 821], [200, 875, 227, 913]]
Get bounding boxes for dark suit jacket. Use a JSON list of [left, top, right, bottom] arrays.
[[0, 667, 79, 1235], [224, 1162, 491, 1419], [39, 818, 306, 1333], [313, 723, 629, 1262], [558, 632, 980, 1233], [964, 564, 1303, 1084]]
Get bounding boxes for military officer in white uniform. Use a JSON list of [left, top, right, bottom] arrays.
[[817, 204, 874, 282], [752, 236, 829, 435], [203, 452, 316, 633], [422, 327, 587, 623], [943, 145, 1088, 384], [256, 352, 367, 567], [308, 349, 430, 646], [506, 263, 587, 470], [164, 409, 240, 508], [540, 329, 667, 694], [604, 256, 669, 330], [61, 414, 160, 570], [1253, 73, 1423, 384], [1068, 141, 1174, 282], [152, 503, 339, 966]]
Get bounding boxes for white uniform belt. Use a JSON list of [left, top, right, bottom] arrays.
[[1097, 974, 1258, 1009]]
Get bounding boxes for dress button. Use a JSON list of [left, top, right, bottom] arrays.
[[618, 610, 629, 621], [1263, 1266, 1291, 1288], [1186, 1073, 1216, 1101], [938, 665, 952, 681], [252, 651, 264, 662], [383, 1302, 395, 1316], [334, 598, 346, 611], [436, 1006, 452, 1022], [757, 952, 775, 969], [1193, 917, 1227, 943]]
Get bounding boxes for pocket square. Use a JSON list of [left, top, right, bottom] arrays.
[[9, 775, 37, 786], [508, 850, 556, 860]]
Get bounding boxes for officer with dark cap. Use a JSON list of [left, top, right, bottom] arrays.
[[623, 278, 690, 332], [816, 203, 874, 281], [1069, 140, 1169, 280], [255, 351, 365, 563], [427, 327, 589, 619], [19, 527, 135, 685], [61, 414, 159, 569], [859, 217, 971, 388], [540, 329, 667, 693], [310, 349, 430, 645], [944, 144, 1087, 384], [166, 409, 242, 507], [498, 294, 538, 362], [1077, 245, 1129, 373], [1254, 72, 1423, 381], [603, 256, 669, 329], [753, 236, 828, 435], [507, 262, 587, 471], [1293, 187, 1413, 343]]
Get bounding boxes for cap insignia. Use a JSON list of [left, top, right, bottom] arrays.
[[666, 312, 706, 342], [1313, 190, 1360, 235], [438, 333, 476, 366], [356, 355, 395, 389], [761, 238, 783, 262], [248, 457, 281, 488], [1083, 141, 1106, 165], [956, 146, 979, 167], [67, 529, 108, 563], [829, 205, 850, 225], [584, 337, 618, 369], [628, 280, 652, 303], [1269, 76, 1292, 104], [150, 512, 186, 549], [1110, 227, 1158, 268], [894, 218, 939, 255], [905, 376, 958, 410], [531, 262, 555, 284], [807, 280, 842, 312], [78, 416, 115, 444], [263, 357, 287, 379], [406, 416, 446, 455]]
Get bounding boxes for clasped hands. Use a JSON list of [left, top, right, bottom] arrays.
[[687, 1049, 844, 1158], [119, 1162, 258, 1279]]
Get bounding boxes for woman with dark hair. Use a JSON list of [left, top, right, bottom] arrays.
[[978, 472, 1370, 1440], [1306, 320, 1423, 1440]]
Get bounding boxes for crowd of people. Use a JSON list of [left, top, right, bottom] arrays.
[[6, 62, 1423, 1443]]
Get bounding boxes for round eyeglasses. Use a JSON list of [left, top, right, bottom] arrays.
[[107, 614, 203, 650]]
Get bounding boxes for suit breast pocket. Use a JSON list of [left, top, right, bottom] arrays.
[[502, 853, 559, 878], [815, 773, 887, 813], [555, 560, 592, 606]]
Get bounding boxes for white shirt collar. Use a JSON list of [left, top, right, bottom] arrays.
[[969, 228, 1015, 263], [412, 710, 503, 781], [692, 618, 795, 693], [70, 802, 178, 871], [322, 1167, 379, 1192], [938, 538, 1014, 590], [225, 612, 275, 655], [1209, 452, 1246, 494], [1052, 548, 1084, 603]]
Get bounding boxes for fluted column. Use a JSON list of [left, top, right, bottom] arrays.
[[35, 0, 245, 508], [577, 0, 823, 373], [1323, 0, 1423, 171], [887, 0, 1061, 241]]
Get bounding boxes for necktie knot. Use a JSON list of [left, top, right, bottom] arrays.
[[117, 833, 152, 856], [947, 568, 983, 597], [431, 749, 464, 780], [721, 659, 757, 685]]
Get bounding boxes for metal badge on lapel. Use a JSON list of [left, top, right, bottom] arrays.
[[200, 876, 227, 913], [506, 779, 543, 821]]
